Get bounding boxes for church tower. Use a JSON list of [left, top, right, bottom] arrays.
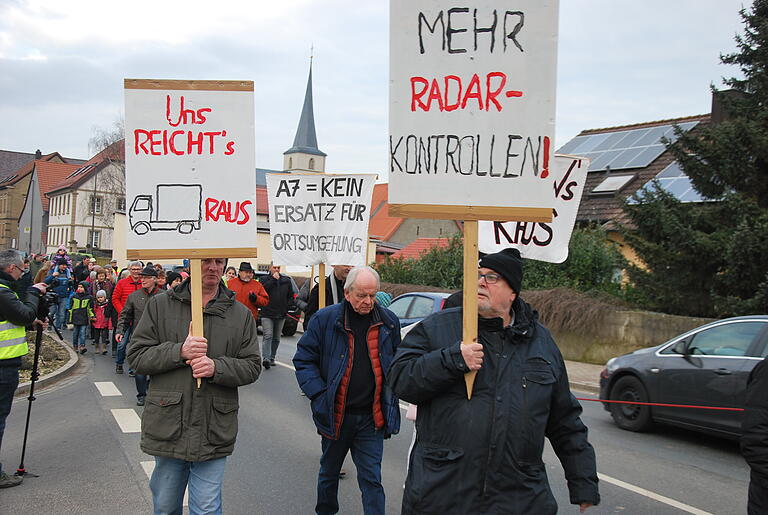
[[283, 61, 326, 173]]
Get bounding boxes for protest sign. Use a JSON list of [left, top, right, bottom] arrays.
[[389, 0, 559, 218], [124, 78, 257, 388], [124, 79, 257, 259], [266, 173, 376, 267], [479, 155, 589, 263]]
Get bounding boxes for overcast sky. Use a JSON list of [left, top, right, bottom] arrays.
[[0, 0, 747, 179]]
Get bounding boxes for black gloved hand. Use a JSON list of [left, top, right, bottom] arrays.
[[248, 292, 257, 303]]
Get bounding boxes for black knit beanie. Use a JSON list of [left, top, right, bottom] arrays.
[[478, 248, 523, 294]]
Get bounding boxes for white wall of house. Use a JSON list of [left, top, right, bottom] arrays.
[[46, 162, 125, 254]]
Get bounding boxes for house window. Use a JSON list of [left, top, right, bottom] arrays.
[[308, 158, 315, 170], [88, 230, 101, 249], [90, 195, 103, 214], [288, 157, 293, 169], [66, 194, 70, 215], [117, 197, 126, 211]]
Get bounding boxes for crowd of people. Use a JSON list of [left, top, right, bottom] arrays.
[[7, 246, 767, 515], [1, 248, 606, 513]]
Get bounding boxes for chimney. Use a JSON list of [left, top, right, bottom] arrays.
[[711, 89, 747, 125], [34, 149, 42, 159]]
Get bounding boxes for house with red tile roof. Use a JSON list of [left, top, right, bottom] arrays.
[[390, 237, 450, 260], [44, 141, 125, 255], [368, 183, 463, 263], [17, 161, 83, 254], [0, 151, 84, 251]]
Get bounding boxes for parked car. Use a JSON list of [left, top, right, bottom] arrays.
[[599, 315, 768, 439], [388, 292, 451, 328]]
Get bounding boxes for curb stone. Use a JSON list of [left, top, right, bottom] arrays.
[[15, 331, 79, 397]]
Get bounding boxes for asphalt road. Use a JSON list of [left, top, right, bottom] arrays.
[[1, 332, 750, 514]]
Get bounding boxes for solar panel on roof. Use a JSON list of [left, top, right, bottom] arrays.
[[556, 121, 700, 173], [629, 160, 716, 204], [557, 136, 588, 155]]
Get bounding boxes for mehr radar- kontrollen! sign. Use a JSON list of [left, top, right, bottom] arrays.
[[266, 173, 376, 267], [124, 79, 257, 256], [389, 1, 559, 209]]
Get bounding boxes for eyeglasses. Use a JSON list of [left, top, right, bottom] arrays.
[[129, 268, 142, 272], [478, 272, 501, 284]]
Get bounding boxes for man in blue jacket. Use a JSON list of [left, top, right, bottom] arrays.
[[294, 266, 401, 515], [388, 248, 599, 514]]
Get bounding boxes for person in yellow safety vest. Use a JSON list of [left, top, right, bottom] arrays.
[[0, 250, 48, 489]]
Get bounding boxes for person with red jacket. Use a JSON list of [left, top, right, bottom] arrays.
[[112, 261, 143, 370], [92, 289, 112, 355], [227, 262, 269, 322]]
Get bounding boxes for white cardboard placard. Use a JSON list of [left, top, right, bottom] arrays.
[[124, 82, 256, 251], [266, 173, 377, 266], [479, 155, 589, 263], [389, 1, 559, 209]]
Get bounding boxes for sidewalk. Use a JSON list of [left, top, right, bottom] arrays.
[[565, 360, 603, 394]]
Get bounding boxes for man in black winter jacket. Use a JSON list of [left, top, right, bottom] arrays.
[[0, 250, 47, 489], [742, 358, 768, 514], [389, 248, 599, 514], [258, 264, 294, 368]]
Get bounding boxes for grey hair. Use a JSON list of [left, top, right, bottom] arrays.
[[344, 266, 380, 292], [0, 250, 22, 272], [129, 261, 142, 269]]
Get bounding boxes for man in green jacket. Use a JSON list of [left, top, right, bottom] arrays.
[[127, 257, 261, 514]]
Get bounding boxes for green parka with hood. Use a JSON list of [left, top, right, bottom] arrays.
[[127, 279, 261, 462]]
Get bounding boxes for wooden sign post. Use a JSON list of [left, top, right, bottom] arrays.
[[125, 79, 258, 388], [389, 1, 560, 398], [318, 263, 326, 310]]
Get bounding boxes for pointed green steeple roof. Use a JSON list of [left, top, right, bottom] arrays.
[[284, 64, 326, 157]]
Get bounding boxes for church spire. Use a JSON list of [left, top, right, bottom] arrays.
[[284, 58, 326, 159]]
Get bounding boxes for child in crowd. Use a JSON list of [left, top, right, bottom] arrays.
[[92, 290, 112, 355], [52, 245, 72, 270], [68, 281, 94, 354]]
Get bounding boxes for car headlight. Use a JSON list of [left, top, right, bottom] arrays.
[[605, 357, 619, 374]]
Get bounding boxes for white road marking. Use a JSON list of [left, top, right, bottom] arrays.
[[274, 360, 295, 371], [141, 460, 188, 507], [110, 408, 142, 433], [599, 473, 713, 515], [94, 381, 122, 396]]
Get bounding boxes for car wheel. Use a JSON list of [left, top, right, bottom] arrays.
[[609, 375, 654, 432], [282, 319, 297, 337]]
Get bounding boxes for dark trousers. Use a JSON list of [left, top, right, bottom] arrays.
[[93, 327, 110, 347], [135, 374, 149, 400], [748, 470, 768, 515], [317, 412, 385, 515], [0, 364, 20, 475]]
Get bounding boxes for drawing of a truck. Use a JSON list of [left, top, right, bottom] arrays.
[[129, 184, 203, 235]]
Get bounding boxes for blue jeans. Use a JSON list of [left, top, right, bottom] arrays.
[[135, 374, 149, 400], [150, 456, 227, 515], [0, 364, 20, 476], [261, 317, 285, 362], [317, 412, 385, 515], [51, 297, 68, 330], [72, 324, 87, 349], [116, 326, 132, 366]]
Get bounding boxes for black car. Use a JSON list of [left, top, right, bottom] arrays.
[[599, 315, 768, 439]]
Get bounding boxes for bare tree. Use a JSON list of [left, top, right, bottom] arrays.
[[85, 119, 126, 247]]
